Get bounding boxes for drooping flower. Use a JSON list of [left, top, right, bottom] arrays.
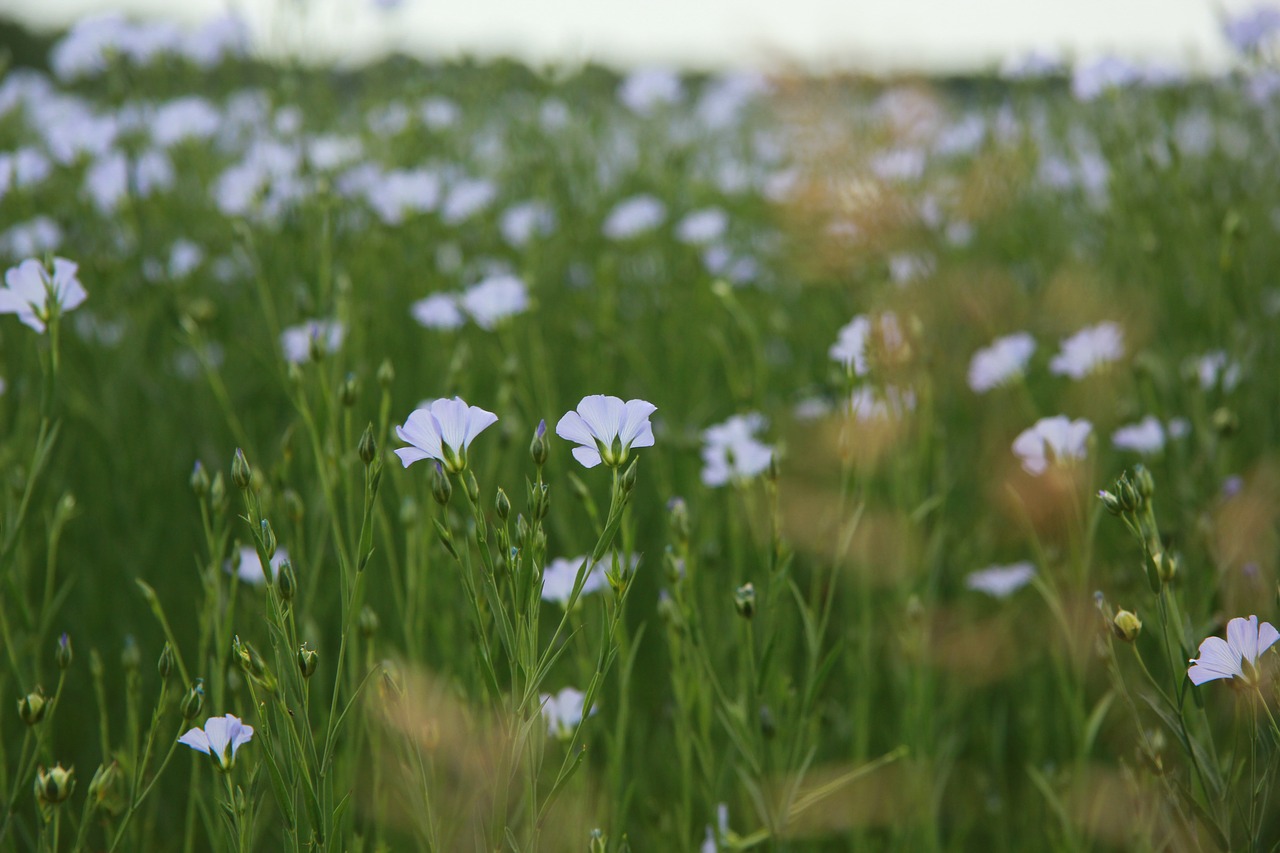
[[968, 332, 1036, 393], [1012, 415, 1092, 475], [966, 562, 1036, 598], [1188, 615, 1280, 686], [1111, 416, 1165, 455], [700, 413, 773, 487], [1049, 321, 1124, 379], [556, 395, 656, 468], [0, 257, 87, 333], [178, 714, 254, 771], [540, 686, 595, 738], [395, 397, 498, 473]]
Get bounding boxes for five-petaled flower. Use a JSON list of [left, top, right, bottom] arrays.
[[178, 714, 255, 771], [556, 395, 656, 468], [395, 397, 498, 474], [0, 257, 87, 333], [1188, 615, 1279, 687]]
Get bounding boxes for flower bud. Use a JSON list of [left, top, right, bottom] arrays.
[[358, 424, 377, 466], [735, 583, 756, 619], [210, 472, 227, 511], [528, 481, 549, 521], [231, 448, 252, 490], [465, 470, 480, 504], [34, 764, 75, 806], [1132, 464, 1155, 503], [1097, 489, 1124, 516], [530, 420, 548, 467], [431, 463, 452, 506], [190, 461, 210, 499], [1212, 407, 1239, 437], [359, 606, 379, 639], [181, 679, 205, 720], [339, 373, 358, 408], [18, 688, 47, 725], [377, 358, 395, 388], [1112, 609, 1142, 643], [495, 488, 511, 522], [1152, 549, 1178, 584], [590, 829, 608, 853], [56, 633, 73, 670], [87, 760, 127, 816], [157, 642, 175, 680], [121, 636, 141, 673], [667, 497, 690, 543], [621, 459, 638, 494], [1117, 479, 1141, 513], [297, 643, 318, 679], [277, 559, 297, 602]]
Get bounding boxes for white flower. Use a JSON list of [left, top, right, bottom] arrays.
[[701, 413, 773, 487], [394, 397, 498, 473], [178, 714, 254, 771], [1049, 322, 1124, 379], [540, 687, 594, 738], [602, 195, 666, 240], [829, 312, 903, 376], [1187, 351, 1242, 392], [966, 562, 1035, 598], [500, 200, 556, 247], [676, 208, 728, 245], [968, 332, 1036, 393], [459, 274, 528, 329], [1012, 415, 1092, 475], [541, 556, 609, 607], [1111, 416, 1165, 455], [617, 67, 683, 114], [411, 293, 464, 330], [0, 257, 87, 333], [1188, 615, 1280, 686], [280, 319, 344, 364], [556, 395, 656, 469], [701, 803, 731, 853], [847, 386, 915, 422], [227, 545, 290, 586]]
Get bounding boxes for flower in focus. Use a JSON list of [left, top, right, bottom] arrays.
[[395, 397, 498, 473], [556, 395, 656, 468], [178, 714, 255, 771], [1188, 615, 1279, 686], [1111, 416, 1165, 455], [1049, 321, 1124, 379], [1012, 415, 1092, 475], [540, 686, 595, 738], [226, 545, 290, 586], [0, 257, 87, 332], [968, 332, 1035, 393], [280, 318, 344, 364], [966, 562, 1035, 598], [700, 413, 773, 487]]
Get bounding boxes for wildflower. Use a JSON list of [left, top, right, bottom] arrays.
[[1112, 609, 1143, 642], [1187, 351, 1242, 392], [500, 200, 557, 247], [847, 386, 915, 422], [829, 312, 904, 376], [1049, 321, 1124, 379], [700, 413, 773, 487], [966, 562, 1035, 598], [540, 687, 594, 738], [602, 195, 666, 240], [676, 208, 728, 245], [1111, 416, 1165, 455], [34, 764, 75, 806], [541, 555, 611, 607], [617, 67, 683, 114], [395, 397, 498, 473], [280, 319, 344, 364], [1012, 415, 1092, 475], [459, 274, 528, 329], [968, 332, 1036, 393], [411, 292, 464, 330], [555, 395, 656, 468], [1188, 615, 1279, 686], [178, 714, 255, 771], [227, 544, 291, 586], [0, 257, 87, 332], [701, 804, 731, 853], [1223, 4, 1280, 54]]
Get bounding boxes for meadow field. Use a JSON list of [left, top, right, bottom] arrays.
[[2, 12, 1280, 851]]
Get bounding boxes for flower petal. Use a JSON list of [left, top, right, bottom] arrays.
[[1228, 615, 1260, 665], [1259, 620, 1280, 657], [394, 446, 433, 468], [618, 399, 657, 448], [178, 727, 212, 755], [555, 410, 597, 447], [461, 405, 498, 448], [576, 395, 624, 443], [430, 398, 470, 452], [396, 410, 443, 460], [1188, 636, 1243, 685], [204, 716, 231, 758], [571, 446, 602, 468]]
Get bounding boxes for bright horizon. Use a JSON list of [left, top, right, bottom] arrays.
[[2, 0, 1264, 73]]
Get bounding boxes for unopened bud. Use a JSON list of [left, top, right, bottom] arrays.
[[259, 519, 277, 561], [55, 633, 72, 670], [34, 764, 75, 806], [1097, 489, 1124, 516], [495, 488, 511, 522], [18, 689, 47, 725], [1112, 609, 1143, 643], [210, 472, 227, 510], [735, 583, 756, 619], [277, 559, 296, 602], [157, 643, 175, 680], [667, 497, 690, 543], [359, 606, 379, 639], [190, 461, 210, 499], [339, 373, 358, 408], [621, 459, 638, 494], [377, 358, 395, 388], [431, 463, 452, 506], [297, 643, 318, 679], [530, 420, 548, 467], [87, 760, 126, 816], [1132, 464, 1155, 502], [231, 448, 252, 490], [121, 636, 141, 673], [1212, 407, 1239, 437], [181, 679, 205, 720], [465, 470, 480, 503], [358, 424, 377, 465]]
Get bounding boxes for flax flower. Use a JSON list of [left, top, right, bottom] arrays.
[[395, 397, 497, 473], [556, 395, 655, 468], [1188, 615, 1279, 686], [178, 714, 254, 771]]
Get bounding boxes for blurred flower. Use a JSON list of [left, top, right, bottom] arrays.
[[556, 395, 656, 468], [541, 556, 609, 607], [968, 332, 1036, 393], [829, 312, 903, 376], [500, 200, 557, 247], [395, 397, 498, 473], [440, 177, 497, 225], [1188, 615, 1279, 686], [676, 208, 728, 245], [1012, 415, 1092, 475], [617, 67, 683, 114], [1049, 321, 1124, 379], [411, 293, 464, 330], [280, 319, 344, 363], [459, 274, 528, 329], [700, 413, 773, 487], [1187, 351, 1242, 392], [701, 803, 731, 853], [602, 195, 666, 240], [847, 386, 915, 422], [1223, 4, 1280, 54], [966, 562, 1036, 598], [227, 545, 290, 586], [178, 714, 254, 771], [540, 686, 594, 738], [0, 257, 87, 332], [1111, 416, 1165, 455]]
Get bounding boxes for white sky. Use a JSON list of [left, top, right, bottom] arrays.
[[4, 0, 1256, 72]]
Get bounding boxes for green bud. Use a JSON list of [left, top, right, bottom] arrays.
[[339, 373, 358, 408], [1212, 407, 1239, 437], [590, 829, 608, 853], [1112, 609, 1143, 643], [231, 448, 252, 490], [1097, 489, 1124, 516], [495, 488, 511, 522], [259, 519, 277, 561], [1132, 464, 1155, 502], [34, 764, 75, 806], [431, 463, 452, 506], [157, 643, 175, 680], [56, 633, 72, 670], [530, 420, 548, 467], [1152, 548, 1178, 584], [735, 583, 756, 619], [358, 424, 377, 466], [277, 559, 296, 602], [359, 606, 379, 639], [121, 636, 141, 673], [18, 688, 47, 725], [465, 470, 480, 503], [232, 637, 275, 690], [621, 459, 638, 494], [528, 481, 549, 521], [1117, 479, 1141, 513], [181, 679, 205, 720], [210, 472, 227, 511], [190, 461, 210, 499], [377, 358, 395, 387], [663, 548, 685, 584], [297, 643, 318, 679], [87, 760, 127, 816]]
